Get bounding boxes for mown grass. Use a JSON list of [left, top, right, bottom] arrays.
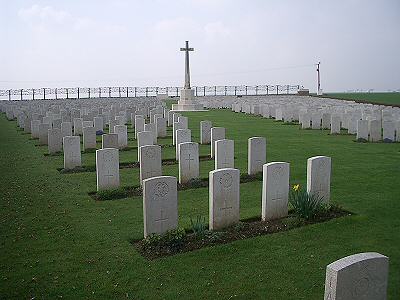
[[0, 107, 399, 299], [325, 92, 400, 106]]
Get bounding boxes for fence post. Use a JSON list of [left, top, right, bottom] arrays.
[[276, 86, 278, 95], [203, 86, 206, 96], [88, 88, 90, 99], [8, 90, 11, 101], [33, 89, 35, 100], [145, 87, 148, 97], [77, 88, 80, 99], [119, 87, 121, 98], [234, 86, 237, 96], [224, 86, 227, 96], [20, 89, 23, 101], [66, 88, 69, 99], [287, 85, 289, 94], [195, 86, 197, 96], [134, 87, 137, 97], [266, 86, 269, 95], [109, 87, 111, 98], [255, 85, 258, 95], [99, 88, 101, 98], [55, 88, 58, 99], [176, 87, 179, 97], [245, 85, 248, 95], [126, 87, 129, 97]]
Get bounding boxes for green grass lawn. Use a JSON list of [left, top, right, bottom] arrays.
[[325, 92, 400, 106], [1, 109, 399, 299]]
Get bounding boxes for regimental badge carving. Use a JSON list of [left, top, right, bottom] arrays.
[[219, 173, 233, 189], [154, 181, 169, 198], [144, 147, 156, 159]]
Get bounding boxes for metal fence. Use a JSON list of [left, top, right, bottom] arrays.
[[0, 85, 302, 101]]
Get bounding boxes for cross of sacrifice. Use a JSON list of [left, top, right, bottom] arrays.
[[180, 41, 194, 89]]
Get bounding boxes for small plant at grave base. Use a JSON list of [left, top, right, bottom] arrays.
[[143, 228, 186, 252], [190, 215, 207, 236], [289, 184, 326, 220], [356, 138, 368, 143], [233, 221, 246, 232], [96, 188, 128, 201]]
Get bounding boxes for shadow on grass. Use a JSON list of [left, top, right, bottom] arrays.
[[133, 205, 353, 260], [88, 171, 264, 201], [58, 155, 214, 174]]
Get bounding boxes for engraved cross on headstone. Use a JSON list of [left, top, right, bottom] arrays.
[[180, 41, 194, 89], [271, 190, 284, 216], [103, 158, 115, 186], [155, 209, 169, 232], [185, 152, 195, 170]]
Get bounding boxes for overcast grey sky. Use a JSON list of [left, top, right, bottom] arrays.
[[1, 0, 399, 92]]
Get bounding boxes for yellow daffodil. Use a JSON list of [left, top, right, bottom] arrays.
[[293, 184, 300, 192]]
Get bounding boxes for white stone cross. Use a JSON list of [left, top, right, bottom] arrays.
[[180, 40, 194, 89]]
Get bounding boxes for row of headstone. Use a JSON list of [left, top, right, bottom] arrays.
[[142, 155, 332, 237], [197, 95, 400, 143]]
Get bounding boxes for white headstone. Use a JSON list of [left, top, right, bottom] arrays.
[[211, 127, 226, 158], [61, 122, 72, 137], [322, 113, 331, 129], [156, 117, 167, 137], [102, 133, 118, 149], [83, 126, 96, 150], [143, 176, 178, 238], [324, 252, 389, 300], [137, 131, 154, 161], [175, 129, 191, 161], [38, 123, 50, 145], [200, 120, 212, 144], [307, 156, 331, 203], [178, 142, 199, 184], [135, 116, 145, 138], [144, 123, 157, 144], [63, 136, 81, 169], [301, 113, 311, 129], [369, 120, 381, 142], [262, 162, 290, 221], [94, 117, 104, 133], [357, 120, 369, 141], [139, 145, 162, 184], [73, 118, 83, 135], [114, 125, 128, 149], [382, 121, 395, 142], [48, 128, 62, 154], [96, 148, 120, 191], [331, 115, 341, 134], [215, 139, 234, 170], [248, 137, 266, 175], [31, 120, 40, 138], [209, 168, 240, 230], [173, 121, 186, 145], [311, 113, 321, 129]]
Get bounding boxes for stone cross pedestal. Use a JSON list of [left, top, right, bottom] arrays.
[[172, 41, 205, 112]]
